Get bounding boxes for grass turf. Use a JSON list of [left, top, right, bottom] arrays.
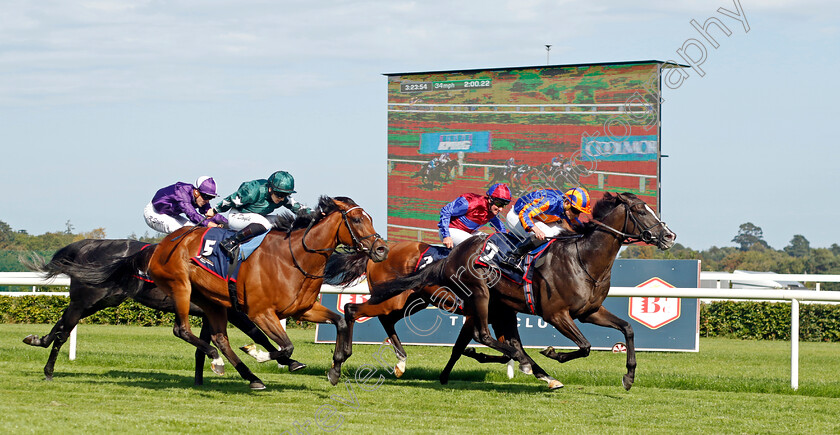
[[2, 323, 839, 434]]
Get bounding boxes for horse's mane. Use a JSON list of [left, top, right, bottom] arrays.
[[272, 196, 357, 232], [565, 192, 625, 238]]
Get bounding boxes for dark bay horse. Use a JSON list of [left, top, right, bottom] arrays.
[[347, 192, 676, 390], [64, 196, 388, 390], [323, 240, 545, 379], [21, 238, 304, 383]]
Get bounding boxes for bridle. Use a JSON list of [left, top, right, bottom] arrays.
[[574, 196, 670, 288], [589, 197, 669, 246], [290, 205, 383, 279]]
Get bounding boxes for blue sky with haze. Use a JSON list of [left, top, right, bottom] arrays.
[[1, 0, 837, 250]]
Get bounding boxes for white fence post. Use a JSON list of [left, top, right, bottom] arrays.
[[791, 298, 799, 391], [69, 326, 77, 361]]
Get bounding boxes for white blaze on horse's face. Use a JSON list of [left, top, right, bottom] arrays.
[[643, 203, 676, 248]]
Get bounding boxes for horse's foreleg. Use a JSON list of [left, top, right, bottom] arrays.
[[228, 310, 305, 372], [299, 302, 347, 386], [540, 311, 592, 365], [579, 306, 636, 390]]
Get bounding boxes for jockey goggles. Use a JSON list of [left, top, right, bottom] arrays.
[[490, 198, 510, 208]]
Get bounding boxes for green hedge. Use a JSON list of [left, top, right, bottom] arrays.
[[3, 296, 837, 340], [701, 301, 840, 342], [0, 295, 313, 329]]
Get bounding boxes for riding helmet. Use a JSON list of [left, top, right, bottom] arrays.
[[564, 187, 592, 214], [194, 176, 218, 197], [268, 171, 296, 194], [486, 183, 512, 203]]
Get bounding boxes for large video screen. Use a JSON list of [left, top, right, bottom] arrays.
[[386, 62, 663, 243]]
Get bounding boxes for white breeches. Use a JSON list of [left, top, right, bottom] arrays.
[[445, 228, 478, 246], [505, 209, 564, 240], [227, 212, 278, 231], [144, 202, 193, 234]]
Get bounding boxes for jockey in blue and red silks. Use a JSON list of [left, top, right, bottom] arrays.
[[500, 186, 593, 273], [143, 176, 228, 234], [438, 183, 512, 249]]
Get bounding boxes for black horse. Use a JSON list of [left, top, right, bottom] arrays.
[[22, 238, 305, 383], [413, 159, 460, 188], [346, 192, 676, 390]]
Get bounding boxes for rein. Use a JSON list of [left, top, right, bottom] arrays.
[[573, 196, 668, 287], [289, 205, 382, 279]]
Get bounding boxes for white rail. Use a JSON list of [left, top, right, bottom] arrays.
[[4, 271, 840, 390]]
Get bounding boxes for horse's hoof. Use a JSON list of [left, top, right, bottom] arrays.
[[439, 375, 449, 385], [23, 335, 40, 346], [548, 380, 564, 390], [211, 357, 225, 376], [540, 346, 555, 357], [327, 367, 341, 386], [287, 361, 306, 372], [394, 360, 406, 378], [250, 381, 266, 391], [462, 348, 476, 357], [519, 362, 533, 375], [622, 374, 634, 391]]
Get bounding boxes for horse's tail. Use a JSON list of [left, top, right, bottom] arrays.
[[366, 259, 447, 305], [19, 239, 96, 280], [323, 250, 369, 287], [43, 245, 154, 294]]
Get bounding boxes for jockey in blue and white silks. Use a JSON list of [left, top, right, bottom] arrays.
[[500, 187, 593, 273]]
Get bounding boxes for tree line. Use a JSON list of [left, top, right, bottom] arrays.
[[2, 219, 839, 286], [0, 220, 162, 272], [621, 223, 840, 290]]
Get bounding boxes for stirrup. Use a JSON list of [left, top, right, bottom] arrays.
[[219, 240, 238, 262], [499, 257, 525, 274]]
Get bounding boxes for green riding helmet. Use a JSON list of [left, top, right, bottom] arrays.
[[268, 171, 296, 194]]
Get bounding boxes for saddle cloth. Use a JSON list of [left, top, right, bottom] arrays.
[[414, 245, 451, 272], [474, 232, 555, 284], [190, 227, 269, 282]]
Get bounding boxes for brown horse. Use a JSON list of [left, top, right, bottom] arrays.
[[346, 192, 676, 390], [323, 241, 549, 380], [21, 239, 305, 384], [71, 196, 388, 389]]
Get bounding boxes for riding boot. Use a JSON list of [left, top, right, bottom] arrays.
[[499, 235, 542, 274], [219, 223, 267, 262]]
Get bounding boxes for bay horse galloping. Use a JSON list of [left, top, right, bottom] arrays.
[[348, 192, 675, 390], [68, 197, 388, 389], [324, 241, 548, 379], [21, 239, 304, 384]]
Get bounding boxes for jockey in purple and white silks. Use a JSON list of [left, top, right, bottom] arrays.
[[143, 176, 228, 234], [438, 183, 512, 248]]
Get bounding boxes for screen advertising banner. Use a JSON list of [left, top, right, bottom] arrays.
[[386, 62, 666, 244]]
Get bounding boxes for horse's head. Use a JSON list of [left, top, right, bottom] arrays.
[[331, 197, 389, 262], [593, 192, 676, 250]]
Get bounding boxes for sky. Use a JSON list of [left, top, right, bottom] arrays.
[[1, 0, 838, 251]]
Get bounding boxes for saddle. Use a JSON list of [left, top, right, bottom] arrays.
[[475, 232, 555, 284], [190, 228, 269, 311]]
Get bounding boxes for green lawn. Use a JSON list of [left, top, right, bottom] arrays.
[[2, 323, 839, 434]]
